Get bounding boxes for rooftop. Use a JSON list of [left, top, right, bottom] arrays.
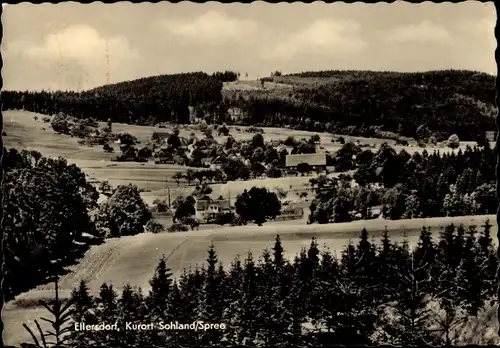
[[285, 153, 327, 167]]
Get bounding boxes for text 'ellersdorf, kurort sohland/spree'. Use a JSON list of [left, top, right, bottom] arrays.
[[74, 321, 227, 332]]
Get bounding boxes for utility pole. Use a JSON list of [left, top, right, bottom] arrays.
[[105, 41, 110, 84], [168, 187, 171, 207]]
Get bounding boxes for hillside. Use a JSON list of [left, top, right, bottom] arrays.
[[2, 69, 496, 141]]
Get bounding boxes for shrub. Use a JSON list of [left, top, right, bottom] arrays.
[[180, 216, 200, 230], [118, 133, 138, 146], [428, 135, 438, 145], [152, 199, 169, 213], [168, 223, 189, 232], [284, 136, 296, 146], [213, 211, 236, 226], [145, 220, 165, 234], [42, 116, 51, 123], [338, 137, 346, 144], [218, 125, 230, 136], [33, 115, 38, 121]]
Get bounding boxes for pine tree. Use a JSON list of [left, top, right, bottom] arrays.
[[199, 244, 225, 344], [437, 224, 457, 270], [147, 256, 173, 321], [255, 248, 290, 345], [432, 224, 470, 345], [459, 225, 485, 315], [167, 280, 186, 344], [340, 241, 357, 278], [146, 256, 173, 344], [453, 224, 466, 265], [69, 280, 97, 344], [355, 228, 377, 289], [232, 252, 260, 345], [374, 227, 397, 308], [272, 234, 285, 270], [381, 246, 436, 345], [95, 283, 119, 344], [414, 226, 438, 285], [478, 219, 497, 297], [312, 247, 340, 331], [118, 284, 141, 344], [222, 255, 244, 342]]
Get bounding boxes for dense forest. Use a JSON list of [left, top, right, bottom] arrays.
[[2, 69, 496, 141], [22, 224, 498, 347]]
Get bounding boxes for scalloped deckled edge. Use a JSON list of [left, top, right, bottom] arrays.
[[0, 2, 499, 348]]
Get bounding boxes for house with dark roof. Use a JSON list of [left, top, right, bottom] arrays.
[[285, 153, 327, 171]]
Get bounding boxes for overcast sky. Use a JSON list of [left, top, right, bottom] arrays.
[[1, 2, 496, 91]]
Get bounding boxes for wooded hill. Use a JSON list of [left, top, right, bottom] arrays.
[[2, 69, 496, 141]]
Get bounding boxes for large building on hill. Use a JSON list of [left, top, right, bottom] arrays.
[[285, 153, 327, 171]]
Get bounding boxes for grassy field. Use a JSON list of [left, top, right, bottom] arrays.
[[3, 214, 497, 346]]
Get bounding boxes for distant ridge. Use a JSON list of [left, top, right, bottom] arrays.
[[2, 69, 496, 141]]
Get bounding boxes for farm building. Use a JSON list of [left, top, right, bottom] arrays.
[[276, 205, 304, 222], [195, 197, 232, 222], [285, 153, 327, 171]]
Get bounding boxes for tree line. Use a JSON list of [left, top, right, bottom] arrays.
[[2, 69, 496, 141], [23, 222, 498, 347], [2, 72, 225, 125]]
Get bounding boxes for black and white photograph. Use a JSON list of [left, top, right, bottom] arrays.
[[1, 1, 498, 346]]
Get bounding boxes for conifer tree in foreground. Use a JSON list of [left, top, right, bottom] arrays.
[[146, 256, 174, 344]]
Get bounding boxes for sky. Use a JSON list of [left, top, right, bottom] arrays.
[[1, 2, 497, 91]]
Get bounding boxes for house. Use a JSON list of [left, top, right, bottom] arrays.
[[285, 153, 327, 171], [195, 197, 231, 222], [276, 205, 304, 221]]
